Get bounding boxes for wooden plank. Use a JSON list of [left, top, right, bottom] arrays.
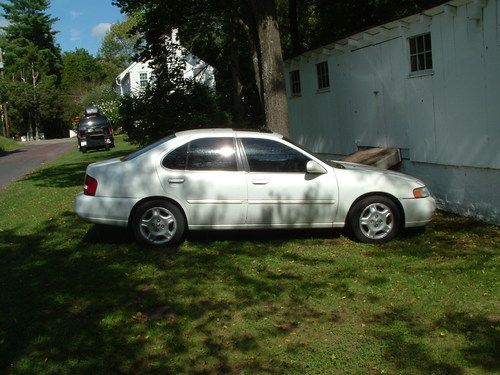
[[342, 147, 401, 170]]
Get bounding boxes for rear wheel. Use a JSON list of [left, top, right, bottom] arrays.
[[132, 200, 185, 247], [348, 195, 400, 243], [81, 147, 87, 153]]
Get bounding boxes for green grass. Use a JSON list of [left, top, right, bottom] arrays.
[[0, 135, 21, 153], [0, 137, 498, 374]]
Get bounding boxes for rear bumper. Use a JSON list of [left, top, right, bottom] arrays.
[[401, 196, 436, 227], [74, 193, 139, 227], [78, 135, 114, 149]]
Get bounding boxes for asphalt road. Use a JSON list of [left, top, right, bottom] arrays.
[[0, 138, 76, 190]]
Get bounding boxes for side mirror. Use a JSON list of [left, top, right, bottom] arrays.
[[306, 160, 327, 174]]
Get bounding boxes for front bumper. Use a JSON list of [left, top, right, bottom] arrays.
[[401, 196, 436, 227], [74, 193, 139, 227]]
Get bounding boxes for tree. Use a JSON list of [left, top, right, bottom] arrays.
[[98, 14, 139, 69], [113, 0, 290, 134], [0, 0, 63, 138]]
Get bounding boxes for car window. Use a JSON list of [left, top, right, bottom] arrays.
[[241, 138, 310, 173], [187, 137, 237, 171], [122, 135, 175, 161], [162, 137, 237, 171], [162, 143, 188, 170]]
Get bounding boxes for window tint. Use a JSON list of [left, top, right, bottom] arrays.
[[163, 143, 188, 169], [187, 138, 237, 171], [122, 135, 175, 161], [241, 138, 310, 173]]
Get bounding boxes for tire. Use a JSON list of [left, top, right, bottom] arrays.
[[348, 195, 400, 244], [131, 200, 185, 247], [105, 145, 110, 151], [81, 147, 87, 153]]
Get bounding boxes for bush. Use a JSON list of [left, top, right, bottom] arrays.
[[119, 81, 228, 146]]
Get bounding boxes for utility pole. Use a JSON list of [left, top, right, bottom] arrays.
[[0, 48, 11, 138]]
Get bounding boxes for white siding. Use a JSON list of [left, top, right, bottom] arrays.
[[285, 0, 500, 223]]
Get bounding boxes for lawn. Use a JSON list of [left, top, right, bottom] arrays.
[[0, 136, 21, 153], [0, 137, 498, 374]]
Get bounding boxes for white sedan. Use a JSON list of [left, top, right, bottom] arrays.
[[74, 129, 435, 246]]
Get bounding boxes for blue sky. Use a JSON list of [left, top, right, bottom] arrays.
[[1, 0, 126, 55]]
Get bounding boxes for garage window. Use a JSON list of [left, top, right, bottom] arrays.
[[316, 61, 330, 90], [289, 70, 301, 95], [409, 33, 432, 72]]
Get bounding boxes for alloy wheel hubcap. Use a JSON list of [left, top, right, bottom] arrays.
[[359, 203, 393, 240], [139, 207, 176, 244]]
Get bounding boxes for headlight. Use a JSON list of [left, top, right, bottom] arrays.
[[413, 186, 430, 198]]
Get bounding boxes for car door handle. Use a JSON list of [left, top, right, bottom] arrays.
[[168, 178, 185, 184], [252, 179, 269, 185]]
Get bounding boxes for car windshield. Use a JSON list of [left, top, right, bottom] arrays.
[[121, 135, 176, 161], [283, 137, 345, 169]]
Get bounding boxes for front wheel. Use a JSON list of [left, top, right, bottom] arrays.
[[132, 200, 185, 247], [348, 195, 400, 243]]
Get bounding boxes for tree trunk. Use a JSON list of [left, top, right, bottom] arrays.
[[248, 0, 289, 136], [1, 103, 10, 138], [229, 18, 245, 125]]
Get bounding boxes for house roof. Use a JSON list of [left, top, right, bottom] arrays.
[[284, 0, 475, 63]]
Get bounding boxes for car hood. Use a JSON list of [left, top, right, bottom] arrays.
[[336, 161, 425, 185]]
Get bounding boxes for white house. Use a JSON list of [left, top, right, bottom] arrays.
[[115, 31, 215, 96], [284, 0, 500, 224]]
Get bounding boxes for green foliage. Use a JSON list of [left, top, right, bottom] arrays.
[[98, 14, 140, 69], [0, 0, 63, 137], [60, 50, 120, 124], [120, 80, 228, 145], [0, 134, 20, 152]]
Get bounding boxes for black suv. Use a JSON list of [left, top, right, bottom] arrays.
[[77, 106, 115, 153]]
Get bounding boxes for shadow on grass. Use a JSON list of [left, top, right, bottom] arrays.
[[366, 306, 500, 374], [25, 147, 133, 188], [0, 212, 332, 373], [0, 148, 27, 157]]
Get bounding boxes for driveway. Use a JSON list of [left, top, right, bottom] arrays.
[[0, 138, 76, 190]]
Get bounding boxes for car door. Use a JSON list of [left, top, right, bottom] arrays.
[[158, 136, 247, 228], [239, 137, 338, 227]]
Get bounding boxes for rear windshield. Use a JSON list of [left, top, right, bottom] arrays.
[[121, 135, 176, 161], [78, 115, 110, 129]]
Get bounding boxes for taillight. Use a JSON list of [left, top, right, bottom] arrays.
[[84, 175, 98, 196], [108, 126, 113, 135], [76, 130, 80, 138]]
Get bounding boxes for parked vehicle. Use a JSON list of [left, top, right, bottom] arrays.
[[77, 106, 115, 153], [74, 128, 436, 246]]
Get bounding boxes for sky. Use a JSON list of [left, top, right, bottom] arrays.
[[1, 0, 126, 55]]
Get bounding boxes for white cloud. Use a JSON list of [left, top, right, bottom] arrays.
[[70, 29, 81, 42], [70, 10, 83, 20], [91, 23, 111, 39]]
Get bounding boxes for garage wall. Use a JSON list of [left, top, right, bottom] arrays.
[[284, 0, 500, 223]]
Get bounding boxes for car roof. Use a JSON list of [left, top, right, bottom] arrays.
[[174, 128, 284, 139]]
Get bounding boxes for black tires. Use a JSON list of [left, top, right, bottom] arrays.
[[131, 200, 185, 247], [348, 195, 401, 243], [80, 147, 87, 153]]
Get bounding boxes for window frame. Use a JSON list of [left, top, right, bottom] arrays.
[[408, 32, 433, 75], [139, 72, 148, 88], [161, 137, 243, 172], [237, 137, 313, 174], [315, 61, 330, 90], [289, 69, 301, 96]]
